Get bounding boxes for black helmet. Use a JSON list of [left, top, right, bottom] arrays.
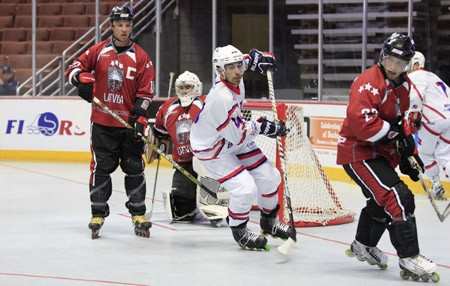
[[381, 33, 415, 62], [110, 5, 133, 22]]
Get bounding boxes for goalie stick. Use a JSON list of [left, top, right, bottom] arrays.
[[267, 70, 297, 256], [148, 145, 163, 220], [168, 72, 175, 97], [408, 156, 450, 222], [92, 97, 227, 201]]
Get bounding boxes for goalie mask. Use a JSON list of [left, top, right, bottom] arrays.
[[175, 71, 202, 107], [213, 45, 246, 78]]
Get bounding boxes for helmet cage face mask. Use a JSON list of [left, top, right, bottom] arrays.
[[175, 71, 202, 107]]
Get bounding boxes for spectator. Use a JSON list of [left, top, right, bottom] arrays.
[[0, 64, 18, 95]]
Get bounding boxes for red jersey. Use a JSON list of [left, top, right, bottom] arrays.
[[336, 64, 411, 166], [154, 96, 205, 163], [65, 39, 154, 127]]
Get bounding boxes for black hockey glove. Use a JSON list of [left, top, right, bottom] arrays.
[[399, 154, 424, 182], [75, 72, 95, 103], [128, 98, 151, 141], [257, 117, 288, 138], [378, 119, 402, 144], [247, 49, 276, 75]]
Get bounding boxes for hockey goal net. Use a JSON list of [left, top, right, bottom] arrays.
[[243, 101, 354, 227]]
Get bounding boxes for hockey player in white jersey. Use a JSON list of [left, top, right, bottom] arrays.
[[408, 51, 449, 200], [190, 45, 295, 250]]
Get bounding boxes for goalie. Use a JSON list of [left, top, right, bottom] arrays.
[[151, 71, 225, 223]]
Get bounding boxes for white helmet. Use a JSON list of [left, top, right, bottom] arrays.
[[175, 71, 202, 107], [409, 51, 426, 71], [213, 45, 244, 74]]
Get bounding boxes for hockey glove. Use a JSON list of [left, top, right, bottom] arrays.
[[396, 118, 417, 157], [247, 49, 276, 75], [399, 154, 424, 182], [128, 98, 151, 141], [76, 72, 95, 103], [407, 111, 422, 133], [378, 119, 402, 143], [257, 117, 288, 138]]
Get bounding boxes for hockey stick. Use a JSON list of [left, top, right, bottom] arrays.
[[408, 156, 450, 222], [92, 97, 225, 200], [148, 147, 162, 220], [266, 70, 297, 256], [167, 72, 175, 97]]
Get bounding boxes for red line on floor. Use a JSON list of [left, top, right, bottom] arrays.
[[249, 219, 450, 269], [0, 272, 149, 286]]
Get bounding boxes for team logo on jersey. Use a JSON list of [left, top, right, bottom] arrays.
[[358, 82, 379, 96], [175, 115, 192, 145], [108, 60, 124, 93]]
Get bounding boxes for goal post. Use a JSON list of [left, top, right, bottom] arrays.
[[243, 101, 354, 227]]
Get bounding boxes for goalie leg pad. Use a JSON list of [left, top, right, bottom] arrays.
[[171, 166, 197, 216], [90, 173, 112, 217]]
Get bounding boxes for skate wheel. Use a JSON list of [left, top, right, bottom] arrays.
[[91, 230, 100, 240], [210, 219, 222, 227], [411, 274, 420, 281], [263, 244, 271, 252], [421, 276, 429, 282], [345, 248, 354, 257], [431, 272, 440, 283], [378, 263, 388, 270], [400, 270, 409, 280], [135, 229, 150, 238]]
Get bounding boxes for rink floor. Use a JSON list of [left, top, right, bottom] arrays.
[[0, 161, 449, 286]]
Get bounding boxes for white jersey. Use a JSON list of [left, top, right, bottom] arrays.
[[409, 69, 450, 181], [408, 69, 450, 122], [190, 80, 259, 160]]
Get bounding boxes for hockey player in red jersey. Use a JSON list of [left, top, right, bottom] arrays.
[[65, 5, 154, 239], [152, 71, 205, 222], [337, 33, 439, 282]]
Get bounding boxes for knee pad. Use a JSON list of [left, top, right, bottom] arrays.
[[393, 182, 415, 215], [388, 215, 419, 258], [90, 174, 112, 217], [120, 157, 144, 175], [125, 174, 146, 215], [94, 155, 119, 175]]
